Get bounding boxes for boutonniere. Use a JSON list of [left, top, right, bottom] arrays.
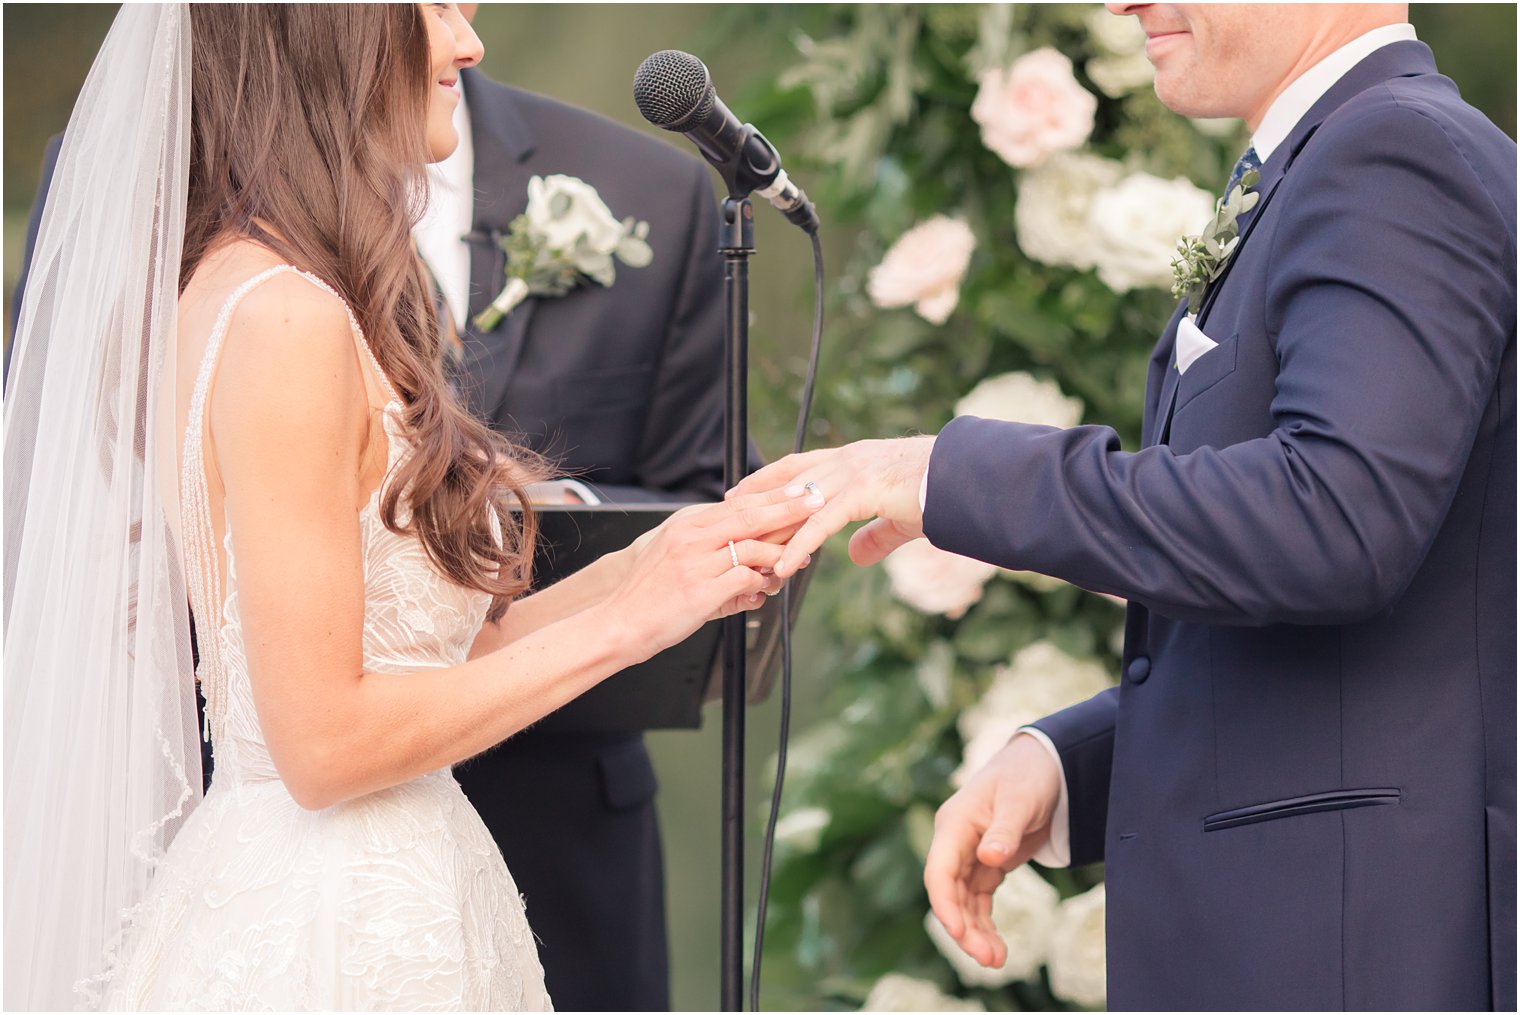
[[1170, 168, 1259, 310], [472, 174, 653, 331]]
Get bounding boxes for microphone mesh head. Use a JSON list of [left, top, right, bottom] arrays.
[[632, 50, 714, 129]]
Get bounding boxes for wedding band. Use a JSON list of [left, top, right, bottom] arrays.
[[804, 482, 822, 498], [728, 540, 740, 567]]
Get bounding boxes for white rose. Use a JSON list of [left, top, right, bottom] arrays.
[[1014, 152, 1124, 271], [971, 48, 1096, 168], [953, 641, 1113, 786], [525, 174, 626, 281], [1086, 7, 1146, 55], [955, 371, 1084, 429], [867, 216, 977, 324], [1084, 8, 1153, 98], [1047, 883, 1108, 1009], [925, 865, 1059, 987], [1087, 172, 1215, 293], [883, 538, 999, 619], [860, 974, 986, 1012]]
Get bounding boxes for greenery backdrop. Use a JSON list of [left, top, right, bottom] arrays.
[[4, 5, 1513, 1011]]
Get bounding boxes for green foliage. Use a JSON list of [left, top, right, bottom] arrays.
[[715, 4, 1242, 1009], [1171, 168, 1259, 307]]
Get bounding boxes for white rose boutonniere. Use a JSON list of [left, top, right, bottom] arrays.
[[473, 174, 653, 331]]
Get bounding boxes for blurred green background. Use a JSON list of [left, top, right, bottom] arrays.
[[4, 4, 1514, 1010]]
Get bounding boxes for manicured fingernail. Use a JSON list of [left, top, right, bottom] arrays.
[[985, 841, 1008, 857], [804, 493, 825, 508], [748, 593, 763, 604], [785, 484, 805, 497]]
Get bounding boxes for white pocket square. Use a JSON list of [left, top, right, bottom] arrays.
[[1175, 316, 1218, 375]]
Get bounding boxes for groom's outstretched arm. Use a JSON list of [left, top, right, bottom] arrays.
[[742, 105, 1511, 627]]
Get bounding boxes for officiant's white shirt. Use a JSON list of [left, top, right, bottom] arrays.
[[414, 86, 474, 333], [934, 22, 1418, 870]]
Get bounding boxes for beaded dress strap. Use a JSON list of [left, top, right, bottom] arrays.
[[180, 265, 398, 745]]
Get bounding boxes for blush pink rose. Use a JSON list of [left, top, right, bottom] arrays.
[[866, 216, 976, 324], [971, 48, 1097, 168]]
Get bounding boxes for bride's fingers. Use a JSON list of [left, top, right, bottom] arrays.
[[714, 587, 773, 618], [702, 487, 824, 544], [714, 538, 785, 577], [709, 556, 770, 607]]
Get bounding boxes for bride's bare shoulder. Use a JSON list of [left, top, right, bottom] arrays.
[[188, 240, 371, 460]]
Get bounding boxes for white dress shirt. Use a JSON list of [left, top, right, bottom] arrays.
[[413, 87, 475, 332], [923, 22, 1419, 869]]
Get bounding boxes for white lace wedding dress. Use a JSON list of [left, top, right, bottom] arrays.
[[100, 266, 553, 1011]]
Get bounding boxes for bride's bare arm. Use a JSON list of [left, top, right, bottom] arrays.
[[466, 546, 631, 659], [214, 282, 812, 810]]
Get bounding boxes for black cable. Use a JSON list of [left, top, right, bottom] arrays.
[[749, 229, 825, 1011]]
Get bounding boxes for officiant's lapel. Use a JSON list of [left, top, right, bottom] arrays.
[[458, 69, 540, 422], [1151, 41, 1435, 447]]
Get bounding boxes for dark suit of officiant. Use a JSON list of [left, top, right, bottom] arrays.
[[442, 70, 725, 1011], [926, 42, 1514, 1009]]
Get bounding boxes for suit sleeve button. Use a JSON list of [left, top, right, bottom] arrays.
[[1126, 656, 1151, 683]]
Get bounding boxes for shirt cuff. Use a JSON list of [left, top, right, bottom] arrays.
[[919, 464, 930, 513], [1014, 727, 1071, 868]]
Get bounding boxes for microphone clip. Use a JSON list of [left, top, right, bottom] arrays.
[[715, 126, 820, 235]]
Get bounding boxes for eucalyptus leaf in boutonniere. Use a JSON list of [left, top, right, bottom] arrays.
[[1170, 168, 1259, 310], [473, 174, 653, 331]]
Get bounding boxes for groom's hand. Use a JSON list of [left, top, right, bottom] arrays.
[[924, 734, 1063, 969], [726, 436, 936, 578]]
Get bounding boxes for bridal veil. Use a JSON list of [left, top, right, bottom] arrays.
[[3, 5, 199, 1008]]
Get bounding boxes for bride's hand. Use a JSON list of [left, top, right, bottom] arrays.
[[600, 486, 823, 659]]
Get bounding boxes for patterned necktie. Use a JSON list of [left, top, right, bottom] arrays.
[[1224, 145, 1262, 198]]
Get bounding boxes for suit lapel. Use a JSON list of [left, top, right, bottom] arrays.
[[455, 70, 540, 422], [1149, 41, 1437, 446]]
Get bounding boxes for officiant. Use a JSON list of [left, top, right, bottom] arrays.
[[410, 8, 728, 1008]]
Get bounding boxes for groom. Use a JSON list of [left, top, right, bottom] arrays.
[[412, 12, 727, 1010], [739, 3, 1515, 1009]]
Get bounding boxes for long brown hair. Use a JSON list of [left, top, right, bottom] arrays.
[[182, 4, 544, 619]]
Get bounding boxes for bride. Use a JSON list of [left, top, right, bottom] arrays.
[[3, 5, 815, 1010]]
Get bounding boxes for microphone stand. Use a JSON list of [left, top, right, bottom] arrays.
[[718, 195, 753, 1012]]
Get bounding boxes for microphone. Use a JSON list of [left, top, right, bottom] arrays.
[[633, 49, 819, 235]]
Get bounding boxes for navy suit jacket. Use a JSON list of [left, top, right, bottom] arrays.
[[924, 43, 1515, 1010]]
